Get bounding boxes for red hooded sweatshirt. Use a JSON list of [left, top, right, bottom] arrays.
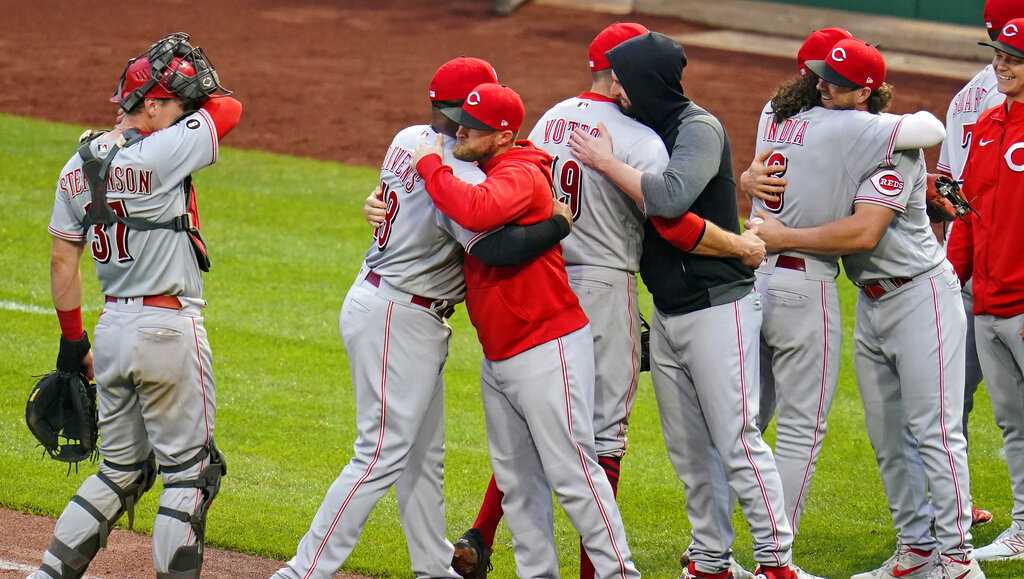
[[948, 101, 1024, 318], [417, 141, 589, 360]]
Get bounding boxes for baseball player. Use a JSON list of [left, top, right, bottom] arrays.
[[412, 82, 640, 579], [270, 57, 520, 579], [948, 16, 1024, 563], [441, 23, 765, 579], [737, 29, 954, 570], [33, 33, 240, 579], [750, 39, 981, 579], [569, 32, 800, 579], [933, 0, 1024, 529]]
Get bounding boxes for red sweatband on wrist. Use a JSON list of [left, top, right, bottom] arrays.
[[56, 307, 85, 341]]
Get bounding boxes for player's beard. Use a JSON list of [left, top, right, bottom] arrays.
[[453, 138, 496, 163]]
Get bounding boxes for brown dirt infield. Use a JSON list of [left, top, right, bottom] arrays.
[[0, 0, 966, 576]]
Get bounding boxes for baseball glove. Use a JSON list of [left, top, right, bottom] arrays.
[[926, 174, 975, 222], [25, 371, 98, 465]]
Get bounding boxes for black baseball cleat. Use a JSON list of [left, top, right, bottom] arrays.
[[452, 528, 492, 579]]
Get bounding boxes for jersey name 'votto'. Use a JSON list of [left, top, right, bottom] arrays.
[[537, 116, 601, 144]]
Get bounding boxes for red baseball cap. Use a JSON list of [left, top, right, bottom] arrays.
[[806, 38, 886, 89], [796, 27, 853, 75], [589, 22, 649, 71], [428, 57, 498, 103], [441, 83, 525, 133], [985, 0, 1024, 41], [980, 17, 1024, 59]]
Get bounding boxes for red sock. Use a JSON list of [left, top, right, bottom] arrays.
[[472, 474, 504, 548], [579, 456, 622, 579]]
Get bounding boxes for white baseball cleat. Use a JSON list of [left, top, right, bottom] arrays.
[[926, 554, 985, 578], [973, 520, 1024, 561], [851, 544, 936, 579], [792, 563, 826, 579]]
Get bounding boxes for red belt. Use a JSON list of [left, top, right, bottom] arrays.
[[861, 277, 913, 300], [365, 271, 437, 309], [775, 255, 806, 271], [105, 295, 182, 310]]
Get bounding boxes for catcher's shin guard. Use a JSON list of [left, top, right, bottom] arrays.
[[38, 453, 157, 579], [156, 442, 227, 578]]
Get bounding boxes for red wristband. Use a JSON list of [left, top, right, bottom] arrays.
[[56, 307, 85, 341]]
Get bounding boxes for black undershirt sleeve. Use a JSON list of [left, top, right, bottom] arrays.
[[469, 215, 572, 266]]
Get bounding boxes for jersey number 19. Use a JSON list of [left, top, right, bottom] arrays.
[[552, 156, 583, 222]]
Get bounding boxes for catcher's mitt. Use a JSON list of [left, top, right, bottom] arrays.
[[26, 371, 98, 465], [926, 174, 975, 222]]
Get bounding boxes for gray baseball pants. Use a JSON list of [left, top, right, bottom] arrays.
[[651, 290, 793, 573]]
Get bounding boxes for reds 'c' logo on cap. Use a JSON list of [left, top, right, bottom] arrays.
[[467, 91, 481, 106], [872, 170, 905, 196], [1005, 23, 1020, 36], [831, 47, 847, 62]]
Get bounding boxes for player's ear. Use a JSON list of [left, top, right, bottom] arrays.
[[496, 130, 516, 148]]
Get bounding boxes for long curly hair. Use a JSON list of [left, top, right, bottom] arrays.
[[770, 75, 894, 121], [770, 74, 820, 124]]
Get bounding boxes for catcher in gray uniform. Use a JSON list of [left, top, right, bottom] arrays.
[[33, 33, 240, 579]]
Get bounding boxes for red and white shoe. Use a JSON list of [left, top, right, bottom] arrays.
[[926, 554, 985, 578], [753, 564, 798, 579], [971, 505, 993, 527], [851, 544, 936, 579]]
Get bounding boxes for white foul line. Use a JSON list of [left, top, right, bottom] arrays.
[[0, 300, 98, 315], [0, 557, 102, 578]]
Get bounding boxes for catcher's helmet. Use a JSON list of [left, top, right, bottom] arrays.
[[110, 56, 196, 105]]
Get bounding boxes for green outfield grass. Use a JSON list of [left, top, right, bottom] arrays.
[[1, 112, 1021, 578]]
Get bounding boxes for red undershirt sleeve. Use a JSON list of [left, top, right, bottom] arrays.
[[650, 213, 707, 252]]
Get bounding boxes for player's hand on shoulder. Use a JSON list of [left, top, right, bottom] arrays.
[[413, 134, 444, 166], [741, 150, 786, 203], [569, 122, 614, 171], [746, 211, 787, 253], [737, 229, 766, 268], [551, 197, 573, 231], [363, 185, 387, 227]]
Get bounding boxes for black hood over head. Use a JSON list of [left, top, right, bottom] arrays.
[[606, 32, 691, 148]]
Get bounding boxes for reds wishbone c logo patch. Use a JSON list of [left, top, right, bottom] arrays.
[[831, 47, 847, 62], [467, 91, 481, 106], [871, 169, 904, 196]]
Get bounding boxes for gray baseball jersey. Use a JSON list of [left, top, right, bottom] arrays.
[[527, 93, 667, 461], [750, 103, 908, 276], [752, 103, 923, 536], [938, 64, 1002, 181], [48, 110, 219, 298], [363, 126, 485, 301], [36, 102, 232, 579], [842, 151, 945, 284], [527, 93, 668, 272]]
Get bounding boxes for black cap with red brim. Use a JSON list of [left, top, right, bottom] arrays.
[[804, 60, 860, 88]]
